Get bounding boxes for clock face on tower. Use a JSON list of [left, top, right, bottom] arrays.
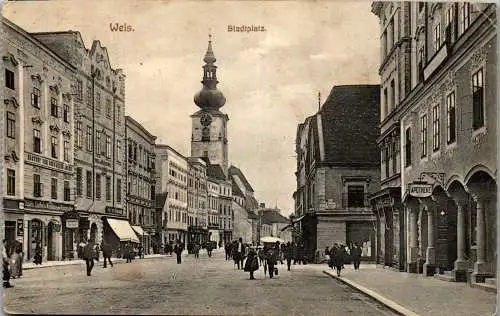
[[200, 113, 212, 126]]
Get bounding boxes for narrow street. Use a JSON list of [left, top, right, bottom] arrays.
[[4, 251, 396, 315]]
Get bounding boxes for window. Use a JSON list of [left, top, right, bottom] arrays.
[[106, 135, 111, 158], [84, 171, 93, 200], [96, 174, 102, 200], [433, 23, 441, 52], [63, 141, 70, 162], [76, 79, 83, 101], [76, 168, 83, 196], [446, 92, 456, 144], [390, 79, 395, 110], [51, 178, 58, 200], [116, 105, 121, 124], [64, 181, 70, 201], [51, 98, 59, 117], [96, 92, 101, 112], [384, 147, 390, 178], [105, 176, 111, 201], [7, 112, 15, 139], [202, 127, 210, 141], [7, 169, 15, 195], [116, 140, 121, 162], [420, 115, 428, 158], [51, 136, 58, 159], [106, 98, 111, 117], [150, 185, 155, 201], [33, 129, 41, 153], [347, 185, 365, 208], [432, 105, 440, 151], [5, 69, 15, 90], [76, 121, 83, 148], [472, 68, 484, 130], [392, 141, 397, 174], [86, 126, 92, 151], [63, 105, 70, 123], [117, 178, 122, 203], [32, 87, 40, 108], [418, 48, 424, 82], [34, 174, 42, 197], [96, 131, 102, 155], [405, 127, 412, 167], [460, 3, 470, 34], [87, 86, 92, 107], [446, 5, 454, 43], [383, 88, 388, 117]]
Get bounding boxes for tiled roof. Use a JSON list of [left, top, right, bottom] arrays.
[[320, 85, 380, 165], [229, 165, 254, 192], [207, 164, 227, 181], [260, 210, 290, 225]]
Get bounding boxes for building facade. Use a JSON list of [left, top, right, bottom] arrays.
[[125, 116, 156, 254], [372, 2, 496, 283], [293, 85, 381, 262], [2, 18, 76, 261], [32, 31, 131, 252], [187, 157, 209, 250]]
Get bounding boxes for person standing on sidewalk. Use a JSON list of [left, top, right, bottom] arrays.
[[265, 243, 279, 279], [284, 242, 293, 271], [2, 240, 13, 288], [235, 238, 245, 269], [334, 245, 345, 277], [243, 247, 259, 280], [352, 242, 362, 270], [82, 240, 95, 276], [101, 242, 113, 268]]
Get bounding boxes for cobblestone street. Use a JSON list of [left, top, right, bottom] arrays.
[[4, 251, 395, 315]]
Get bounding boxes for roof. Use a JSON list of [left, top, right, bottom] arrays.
[[319, 85, 380, 165], [207, 164, 227, 181], [260, 210, 290, 225], [229, 165, 254, 192], [246, 209, 258, 220], [231, 180, 245, 197], [125, 116, 156, 141]]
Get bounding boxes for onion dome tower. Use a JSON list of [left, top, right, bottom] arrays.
[[194, 33, 226, 110], [191, 33, 229, 175]]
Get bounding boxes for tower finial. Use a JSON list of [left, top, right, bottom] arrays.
[[209, 28, 212, 42]]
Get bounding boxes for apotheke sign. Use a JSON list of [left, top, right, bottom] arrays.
[[408, 183, 433, 198]]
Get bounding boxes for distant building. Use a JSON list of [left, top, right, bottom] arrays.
[[125, 116, 156, 254], [371, 2, 497, 284], [257, 207, 292, 243], [230, 165, 259, 244], [293, 85, 381, 262], [187, 157, 209, 250]]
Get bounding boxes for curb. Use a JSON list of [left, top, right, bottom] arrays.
[[323, 270, 421, 316], [22, 255, 165, 270]]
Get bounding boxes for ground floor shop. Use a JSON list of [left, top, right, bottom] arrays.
[[103, 217, 140, 256], [132, 225, 152, 255]]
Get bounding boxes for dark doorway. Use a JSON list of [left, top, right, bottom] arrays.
[[47, 222, 54, 261]]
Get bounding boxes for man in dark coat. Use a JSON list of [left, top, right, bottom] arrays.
[[101, 242, 113, 268], [174, 240, 183, 264], [284, 242, 293, 271], [83, 240, 95, 276], [234, 238, 245, 269], [352, 242, 362, 270], [265, 243, 279, 279]]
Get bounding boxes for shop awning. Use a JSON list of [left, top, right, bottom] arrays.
[[132, 225, 149, 236], [106, 218, 140, 243]]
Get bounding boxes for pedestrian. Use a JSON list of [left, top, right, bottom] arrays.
[[33, 243, 42, 265], [243, 247, 259, 280], [265, 242, 279, 279], [235, 238, 245, 270], [174, 240, 183, 264], [2, 240, 13, 288], [94, 243, 100, 262], [328, 244, 337, 269], [101, 241, 113, 268], [82, 240, 95, 276], [292, 242, 298, 265], [194, 243, 200, 259], [9, 245, 21, 279], [138, 245, 144, 259], [225, 243, 231, 260], [352, 242, 362, 270], [284, 242, 293, 271], [334, 244, 346, 277]]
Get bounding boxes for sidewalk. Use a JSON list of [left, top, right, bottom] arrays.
[[323, 264, 496, 316], [23, 254, 164, 270]]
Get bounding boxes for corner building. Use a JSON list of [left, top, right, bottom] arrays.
[[33, 31, 131, 251], [2, 18, 76, 261], [372, 2, 496, 283]]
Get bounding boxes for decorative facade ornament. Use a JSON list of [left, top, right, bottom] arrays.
[[49, 84, 61, 95], [31, 116, 44, 125], [31, 74, 43, 84], [62, 130, 72, 138], [50, 124, 60, 133], [440, 70, 456, 93], [3, 53, 19, 66], [11, 151, 19, 162], [472, 129, 487, 148], [470, 46, 487, 71], [62, 92, 72, 102], [4, 97, 19, 108]]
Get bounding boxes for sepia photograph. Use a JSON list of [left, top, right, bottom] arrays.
[[0, 1, 497, 315]]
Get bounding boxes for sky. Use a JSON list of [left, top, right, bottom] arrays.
[[4, 0, 380, 216]]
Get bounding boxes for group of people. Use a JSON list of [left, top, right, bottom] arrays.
[[2, 239, 23, 288], [325, 242, 363, 276]]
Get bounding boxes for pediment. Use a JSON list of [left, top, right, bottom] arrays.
[[31, 74, 43, 84], [4, 97, 19, 109], [32, 116, 44, 125], [3, 53, 19, 67]]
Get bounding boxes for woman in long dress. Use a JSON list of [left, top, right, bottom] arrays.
[[243, 247, 259, 280], [10, 246, 21, 278]]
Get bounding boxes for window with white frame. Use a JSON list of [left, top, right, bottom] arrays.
[[51, 136, 59, 158], [446, 92, 456, 143], [472, 68, 484, 130], [76, 121, 83, 148], [460, 2, 471, 35], [432, 105, 440, 151], [420, 114, 428, 158], [86, 125, 92, 151], [433, 23, 441, 52], [33, 129, 41, 153]]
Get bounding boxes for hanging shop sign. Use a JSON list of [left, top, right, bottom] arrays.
[[408, 183, 433, 198], [17, 219, 24, 237], [66, 219, 79, 229]]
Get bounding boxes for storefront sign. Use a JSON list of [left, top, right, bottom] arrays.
[[17, 219, 24, 236], [24, 199, 73, 212], [408, 183, 433, 198], [66, 219, 79, 229]]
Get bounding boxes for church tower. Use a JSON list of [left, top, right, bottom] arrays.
[[191, 34, 229, 175]]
